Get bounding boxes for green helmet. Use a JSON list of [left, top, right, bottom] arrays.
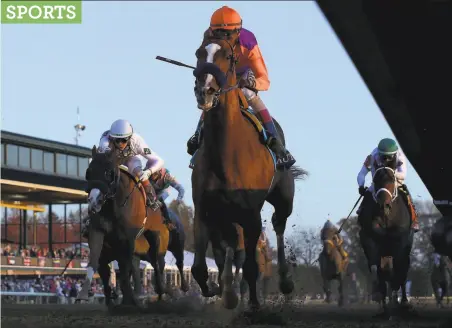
[[378, 138, 398, 155]]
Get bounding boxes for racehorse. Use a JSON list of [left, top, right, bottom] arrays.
[[358, 160, 414, 315], [191, 35, 307, 310], [431, 252, 451, 308], [132, 208, 189, 295], [77, 146, 169, 305], [318, 227, 349, 307]]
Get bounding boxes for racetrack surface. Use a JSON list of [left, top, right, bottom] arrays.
[[1, 298, 451, 328]]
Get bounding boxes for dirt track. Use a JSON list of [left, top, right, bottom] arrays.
[[1, 298, 451, 328]]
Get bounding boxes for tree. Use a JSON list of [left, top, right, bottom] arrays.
[[286, 227, 322, 266]]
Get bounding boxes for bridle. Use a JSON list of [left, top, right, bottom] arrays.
[[195, 37, 241, 108], [372, 166, 398, 203]]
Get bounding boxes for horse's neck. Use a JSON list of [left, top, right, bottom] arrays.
[[203, 90, 245, 162]]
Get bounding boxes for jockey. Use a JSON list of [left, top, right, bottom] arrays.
[[149, 167, 185, 229], [187, 5, 296, 170], [356, 138, 420, 232], [320, 220, 348, 260], [98, 119, 164, 212]]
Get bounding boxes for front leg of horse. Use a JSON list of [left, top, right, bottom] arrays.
[[76, 227, 104, 302], [98, 259, 114, 307], [145, 231, 165, 299], [191, 213, 215, 297], [323, 279, 332, 304]]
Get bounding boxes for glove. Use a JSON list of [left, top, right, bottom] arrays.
[[359, 186, 368, 196], [139, 170, 151, 181], [238, 70, 256, 89]]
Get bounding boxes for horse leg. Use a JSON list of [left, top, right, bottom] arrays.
[[323, 278, 332, 303], [267, 181, 295, 295], [144, 230, 164, 300], [98, 258, 113, 307], [173, 249, 189, 293], [117, 243, 137, 306], [242, 214, 262, 310], [211, 239, 225, 296], [191, 210, 214, 297], [220, 222, 239, 310], [131, 254, 142, 298], [338, 274, 346, 307], [76, 227, 104, 302], [233, 249, 245, 290]]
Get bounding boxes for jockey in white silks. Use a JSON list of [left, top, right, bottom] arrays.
[[96, 119, 165, 211], [356, 138, 419, 232]]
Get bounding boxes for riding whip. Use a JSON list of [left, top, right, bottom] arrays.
[[337, 195, 363, 234], [60, 247, 80, 276]]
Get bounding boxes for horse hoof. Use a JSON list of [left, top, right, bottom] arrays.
[[181, 283, 189, 293], [222, 289, 239, 310], [279, 278, 294, 295]]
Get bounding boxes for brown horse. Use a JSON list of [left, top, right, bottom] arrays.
[[318, 227, 349, 306], [77, 146, 169, 305], [190, 35, 307, 310]]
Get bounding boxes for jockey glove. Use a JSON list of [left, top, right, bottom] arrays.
[[359, 186, 368, 196], [239, 71, 256, 89]]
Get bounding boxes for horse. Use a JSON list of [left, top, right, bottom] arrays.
[[431, 252, 451, 308], [190, 34, 308, 310], [132, 208, 189, 295], [318, 227, 349, 307], [431, 216, 452, 262], [76, 146, 170, 305], [358, 160, 414, 316]]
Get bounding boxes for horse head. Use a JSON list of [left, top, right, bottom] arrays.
[[372, 159, 398, 219], [193, 35, 239, 111], [85, 145, 120, 214]]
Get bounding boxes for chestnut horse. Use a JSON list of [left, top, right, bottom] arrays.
[[191, 35, 307, 310], [77, 146, 169, 305]]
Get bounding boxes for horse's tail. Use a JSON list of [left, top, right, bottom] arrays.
[[290, 165, 308, 181]]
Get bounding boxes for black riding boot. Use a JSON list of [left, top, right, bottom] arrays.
[[81, 216, 90, 239], [187, 116, 204, 156], [264, 136, 296, 169], [143, 183, 161, 211], [159, 200, 175, 230]]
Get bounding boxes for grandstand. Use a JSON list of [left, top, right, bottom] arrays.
[[1, 130, 218, 287]]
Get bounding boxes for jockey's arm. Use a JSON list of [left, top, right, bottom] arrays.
[[395, 151, 407, 183], [248, 45, 270, 91], [169, 180, 185, 201], [137, 138, 164, 175]]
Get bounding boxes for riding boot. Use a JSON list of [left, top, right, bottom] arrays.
[[81, 216, 90, 239], [142, 180, 161, 211], [255, 112, 296, 169], [400, 185, 419, 232], [159, 199, 175, 231], [187, 114, 204, 156]]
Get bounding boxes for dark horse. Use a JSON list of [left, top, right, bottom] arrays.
[[431, 252, 451, 308], [76, 146, 170, 305], [358, 161, 413, 316], [190, 35, 307, 310]]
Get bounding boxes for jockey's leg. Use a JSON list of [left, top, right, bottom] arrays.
[[141, 179, 160, 211], [336, 239, 349, 260], [158, 198, 175, 230], [242, 88, 296, 169], [187, 112, 204, 155], [399, 184, 419, 232]]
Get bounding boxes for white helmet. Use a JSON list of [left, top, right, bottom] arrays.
[[109, 119, 133, 139]]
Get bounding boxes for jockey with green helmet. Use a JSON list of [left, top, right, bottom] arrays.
[[356, 138, 419, 232]]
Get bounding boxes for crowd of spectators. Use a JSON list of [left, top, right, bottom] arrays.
[[1, 243, 89, 259]]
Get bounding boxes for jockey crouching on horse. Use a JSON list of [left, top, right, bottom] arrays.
[[356, 138, 420, 233], [186, 5, 296, 170], [320, 220, 348, 260], [82, 119, 165, 236], [148, 168, 185, 231]]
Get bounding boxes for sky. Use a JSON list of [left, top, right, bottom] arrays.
[[1, 1, 433, 242]]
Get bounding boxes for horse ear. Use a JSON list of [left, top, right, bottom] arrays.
[[92, 145, 97, 157]]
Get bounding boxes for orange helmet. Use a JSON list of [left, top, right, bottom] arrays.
[[210, 6, 242, 31]]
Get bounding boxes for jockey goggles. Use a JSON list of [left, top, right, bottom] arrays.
[[111, 136, 130, 144], [381, 153, 396, 162], [211, 28, 241, 40]]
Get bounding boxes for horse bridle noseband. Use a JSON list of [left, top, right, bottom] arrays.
[[372, 166, 398, 203]]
